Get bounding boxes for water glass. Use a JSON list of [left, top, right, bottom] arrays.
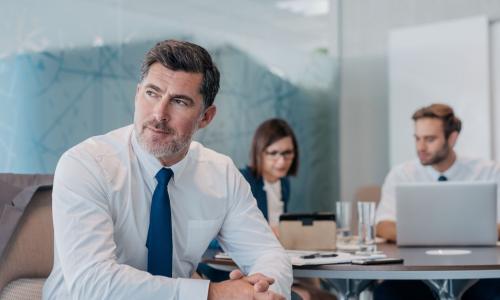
[[357, 201, 376, 254], [335, 201, 353, 244]]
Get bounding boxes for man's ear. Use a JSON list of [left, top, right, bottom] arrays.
[[198, 105, 217, 129], [447, 131, 459, 148]]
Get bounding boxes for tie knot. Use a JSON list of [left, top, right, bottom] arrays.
[[438, 175, 447, 181], [155, 168, 174, 185]]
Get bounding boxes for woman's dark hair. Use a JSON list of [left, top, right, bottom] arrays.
[[249, 118, 299, 177]]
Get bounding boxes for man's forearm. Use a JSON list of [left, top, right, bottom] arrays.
[[376, 221, 397, 242]]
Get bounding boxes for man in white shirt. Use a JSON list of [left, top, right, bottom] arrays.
[[43, 39, 292, 300], [376, 103, 500, 241], [374, 103, 500, 300]]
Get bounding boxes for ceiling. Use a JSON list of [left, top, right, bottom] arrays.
[[0, 0, 336, 57]]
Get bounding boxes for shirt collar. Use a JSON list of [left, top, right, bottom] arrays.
[[422, 155, 460, 181], [131, 129, 190, 186]]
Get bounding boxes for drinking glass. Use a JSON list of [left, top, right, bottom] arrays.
[[336, 201, 353, 245], [357, 201, 377, 254]]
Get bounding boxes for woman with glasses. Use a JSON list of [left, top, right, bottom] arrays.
[[240, 118, 298, 236]]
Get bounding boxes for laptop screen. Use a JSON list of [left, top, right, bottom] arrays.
[[395, 181, 497, 246]]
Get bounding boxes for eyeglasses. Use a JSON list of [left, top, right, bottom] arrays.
[[264, 149, 295, 160]]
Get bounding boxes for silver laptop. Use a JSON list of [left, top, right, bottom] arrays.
[[396, 182, 497, 246]]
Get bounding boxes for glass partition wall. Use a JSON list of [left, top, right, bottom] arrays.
[[0, 0, 340, 212]]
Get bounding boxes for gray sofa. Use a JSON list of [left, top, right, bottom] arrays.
[[0, 174, 53, 300]]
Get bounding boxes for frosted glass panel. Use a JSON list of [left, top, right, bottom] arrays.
[[0, 41, 338, 212]]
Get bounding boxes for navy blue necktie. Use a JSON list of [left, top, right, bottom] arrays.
[[438, 175, 448, 181], [146, 168, 174, 277]]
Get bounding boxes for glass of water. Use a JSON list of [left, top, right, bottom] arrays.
[[357, 201, 377, 254], [336, 201, 353, 245]]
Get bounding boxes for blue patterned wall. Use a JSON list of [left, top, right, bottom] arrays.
[[0, 40, 338, 211]]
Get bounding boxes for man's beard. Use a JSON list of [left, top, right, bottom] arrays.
[[419, 142, 450, 166], [136, 119, 195, 159]]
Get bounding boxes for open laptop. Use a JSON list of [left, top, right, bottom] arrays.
[[396, 182, 497, 246]]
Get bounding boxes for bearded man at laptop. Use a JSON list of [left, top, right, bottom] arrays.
[[374, 103, 500, 300]]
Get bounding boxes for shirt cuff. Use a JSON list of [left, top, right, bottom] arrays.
[[177, 278, 210, 300]]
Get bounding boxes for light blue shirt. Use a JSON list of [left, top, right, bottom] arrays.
[[43, 125, 292, 300]]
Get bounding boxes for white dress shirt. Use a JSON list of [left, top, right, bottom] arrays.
[[43, 125, 292, 300], [263, 179, 284, 227], [375, 156, 500, 224]]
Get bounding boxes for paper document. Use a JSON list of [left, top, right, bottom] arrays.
[[215, 250, 386, 266], [287, 250, 386, 266]]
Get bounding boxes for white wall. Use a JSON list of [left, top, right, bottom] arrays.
[[389, 16, 491, 165], [339, 0, 500, 202], [493, 21, 500, 160]]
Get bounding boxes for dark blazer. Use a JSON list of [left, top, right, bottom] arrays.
[[240, 166, 290, 220]]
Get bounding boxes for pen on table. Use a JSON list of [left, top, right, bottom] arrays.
[[300, 253, 338, 259]]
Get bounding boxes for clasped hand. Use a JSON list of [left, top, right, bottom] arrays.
[[207, 269, 285, 300]]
